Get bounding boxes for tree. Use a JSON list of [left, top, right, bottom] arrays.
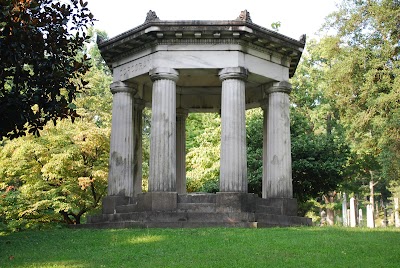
[[186, 113, 221, 193], [0, 120, 110, 230], [245, 106, 349, 207], [0, 0, 94, 139], [317, 0, 399, 201], [0, 29, 112, 231]]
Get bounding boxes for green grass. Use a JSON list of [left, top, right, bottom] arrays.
[[1, 227, 400, 267]]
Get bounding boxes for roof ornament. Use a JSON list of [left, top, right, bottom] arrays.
[[145, 10, 160, 23], [236, 10, 252, 23], [299, 34, 306, 44]]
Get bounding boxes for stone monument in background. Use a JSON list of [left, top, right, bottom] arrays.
[[86, 10, 311, 228]]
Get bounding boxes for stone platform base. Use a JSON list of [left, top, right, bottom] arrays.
[[79, 192, 311, 229]]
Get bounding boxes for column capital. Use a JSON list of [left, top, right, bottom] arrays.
[[176, 108, 189, 118], [218, 67, 248, 81], [110, 81, 137, 94], [149, 67, 179, 82], [265, 81, 292, 95], [134, 98, 146, 110], [259, 98, 269, 110]]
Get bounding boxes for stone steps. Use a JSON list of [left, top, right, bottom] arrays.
[[83, 212, 311, 229], [86, 210, 311, 229], [177, 194, 216, 204], [84, 193, 312, 229], [177, 203, 216, 213], [256, 213, 312, 227], [89, 211, 255, 224], [75, 221, 259, 229]]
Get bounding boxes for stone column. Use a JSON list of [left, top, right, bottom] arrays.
[[263, 81, 293, 198], [133, 98, 145, 197], [108, 81, 136, 197], [149, 67, 179, 192], [218, 67, 248, 192], [176, 108, 188, 194], [260, 99, 268, 199]]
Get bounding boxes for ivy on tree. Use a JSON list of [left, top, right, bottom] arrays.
[[0, 0, 94, 139]]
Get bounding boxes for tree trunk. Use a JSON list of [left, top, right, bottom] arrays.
[[323, 192, 336, 226], [369, 171, 378, 228], [60, 211, 74, 225]]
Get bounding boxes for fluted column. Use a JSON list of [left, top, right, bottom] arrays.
[[219, 67, 248, 192], [149, 67, 179, 192], [133, 98, 145, 197], [108, 81, 136, 197], [176, 108, 188, 194], [263, 81, 293, 198], [260, 99, 268, 199]]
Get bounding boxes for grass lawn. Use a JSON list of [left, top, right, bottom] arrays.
[[1, 227, 399, 267]]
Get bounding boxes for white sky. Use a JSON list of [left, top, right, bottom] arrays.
[[87, 0, 339, 40]]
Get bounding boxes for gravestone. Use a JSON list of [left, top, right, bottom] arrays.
[[367, 204, 374, 228], [395, 197, 400, 227], [349, 197, 356, 227], [342, 193, 348, 226]]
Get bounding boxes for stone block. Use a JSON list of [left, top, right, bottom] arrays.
[[102, 196, 131, 214], [257, 197, 298, 216], [215, 192, 257, 213], [135, 192, 178, 212], [178, 193, 216, 203], [177, 203, 216, 213]]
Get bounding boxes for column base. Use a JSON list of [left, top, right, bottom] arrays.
[[215, 192, 258, 213], [136, 192, 178, 211], [102, 195, 132, 214], [257, 198, 298, 216]]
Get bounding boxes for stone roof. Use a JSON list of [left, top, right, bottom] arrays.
[[98, 10, 306, 78]]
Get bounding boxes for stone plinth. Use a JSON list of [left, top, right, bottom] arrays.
[[136, 192, 178, 212], [215, 192, 257, 213], [82, 193, 311, 229]]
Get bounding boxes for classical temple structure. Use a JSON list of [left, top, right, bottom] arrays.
[[86, 10, 311, 228]]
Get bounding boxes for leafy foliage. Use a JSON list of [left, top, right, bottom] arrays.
[[246, 107, 349, 202], [0, 30, 112, 231], [316, 0, 400, 198], [0, 0, 94, 139], [186, 113, 221, 192]]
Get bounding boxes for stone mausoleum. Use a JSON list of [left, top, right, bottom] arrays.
[[87, 10, 312, 228]]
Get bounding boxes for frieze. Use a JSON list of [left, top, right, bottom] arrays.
[[108, 37, 292, 69], [116, 55, 152, 80]]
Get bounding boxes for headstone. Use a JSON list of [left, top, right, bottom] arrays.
[[394, 197, 400, 228], [367, 204, 374, 228], [358, 208, 363, 227], [342, 193, 348, 226], [347, 209, 350, 227], [320, 210, 326, 226], [349, 197, 357, 227]]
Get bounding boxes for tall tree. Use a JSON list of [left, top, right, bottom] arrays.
[[318, 0, 400, 199], [0, 0, 94, 139]]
